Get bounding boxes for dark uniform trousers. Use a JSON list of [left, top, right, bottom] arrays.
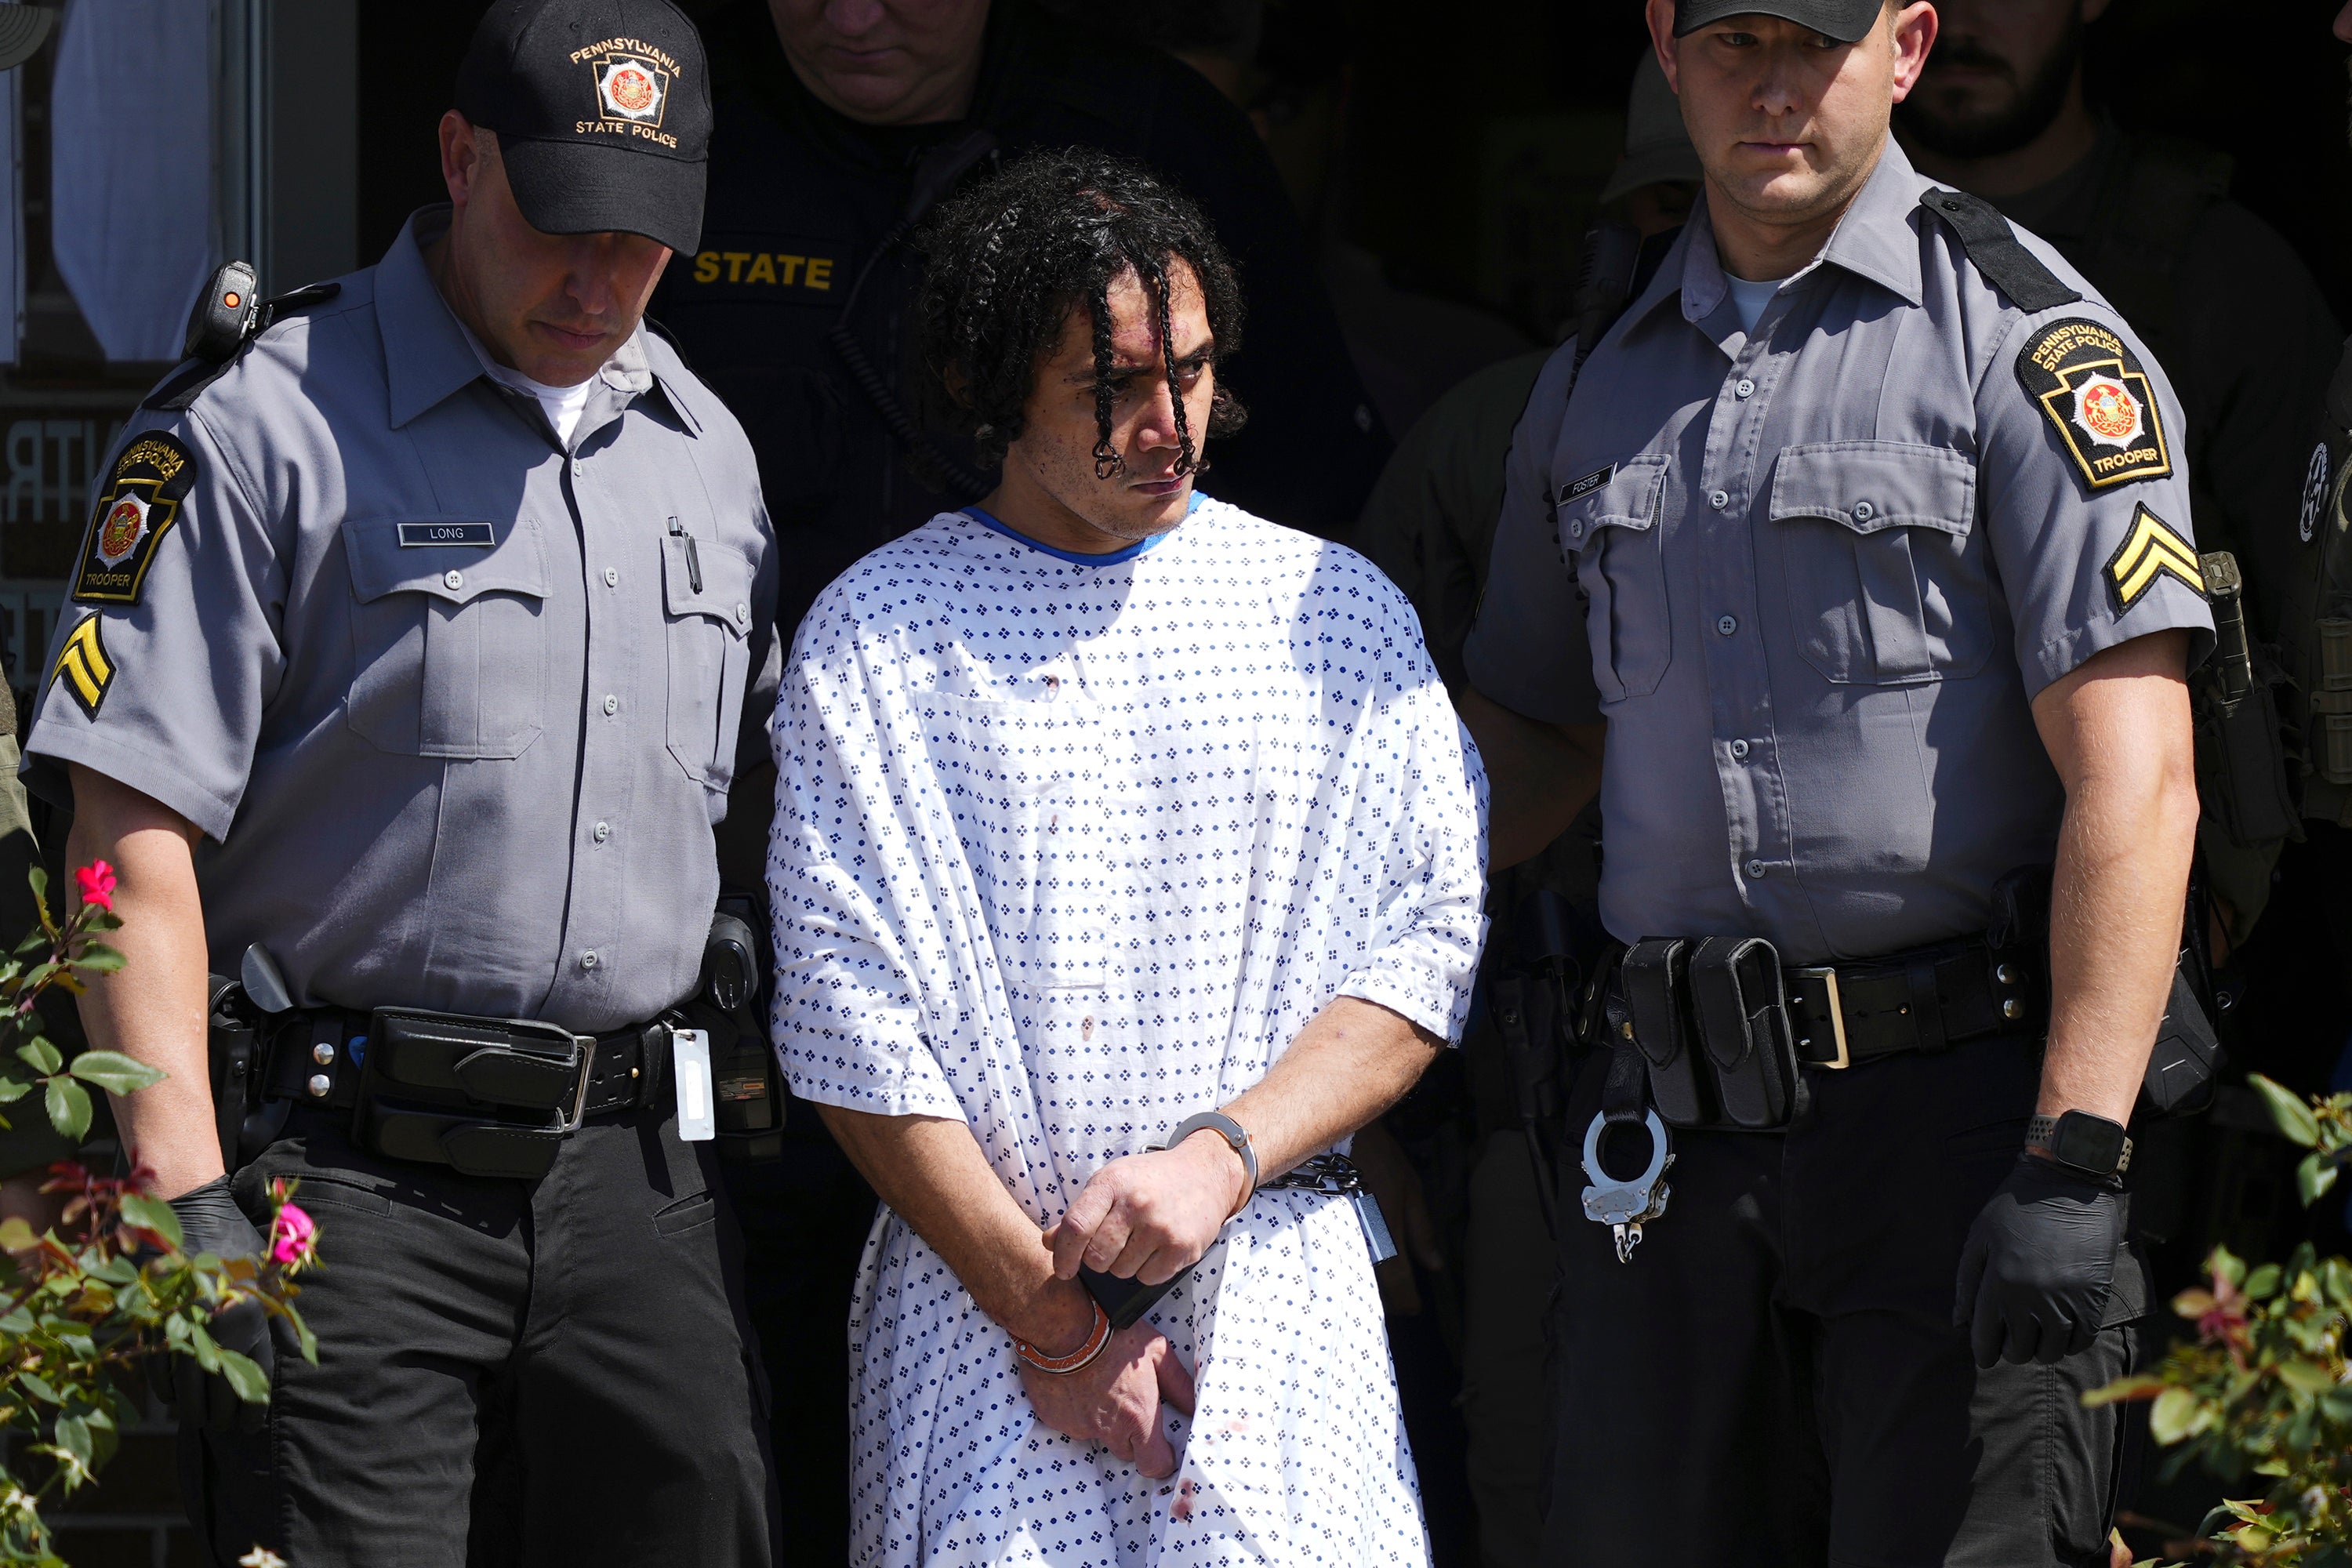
[[1542, 1036, 2147, 1568], [184, 1104, 781, 1566]]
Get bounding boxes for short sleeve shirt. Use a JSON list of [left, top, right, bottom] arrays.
[[23, 208, 781, 1032], [1463, 141, 2212, 964]]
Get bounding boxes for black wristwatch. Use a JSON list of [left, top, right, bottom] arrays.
[[2027, 1110, 2133, 1181]]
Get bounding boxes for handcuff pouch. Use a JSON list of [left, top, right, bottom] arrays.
[[1621, 938, 1713, 1127], [1686, 937, 1798, 1129]]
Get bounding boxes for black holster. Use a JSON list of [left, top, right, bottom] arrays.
[[2192, 551, 2301, 846]]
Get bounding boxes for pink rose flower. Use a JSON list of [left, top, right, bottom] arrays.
[[269, 1201, 316, 1266], [74, 861, 116, 913]]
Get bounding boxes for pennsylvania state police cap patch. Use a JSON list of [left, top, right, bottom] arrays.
[[71, 432, 196, 606], [2014, 318, 2172, 492]]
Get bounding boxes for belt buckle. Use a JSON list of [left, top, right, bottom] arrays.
[[1792, 965, 1850, 1069], [556, 1036, 598, 1132]]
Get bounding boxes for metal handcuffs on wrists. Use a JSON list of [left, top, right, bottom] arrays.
[[1160, 1109, 1258, 1218]]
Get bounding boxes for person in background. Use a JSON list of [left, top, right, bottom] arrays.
[[1352, 49, 1699, 1568], [1112, 0, 1532, 441], [1898, 0, 2340, 960]]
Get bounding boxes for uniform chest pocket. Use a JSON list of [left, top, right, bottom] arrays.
[[1555, 452, 1672, 703], [662, 532, 756, 793], [918, 691, 1107, 993], [1768, 441, 1991, 685], [342, 518, 549, 759]]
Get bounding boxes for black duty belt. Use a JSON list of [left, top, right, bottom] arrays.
[[262, 1006, 672, 1180], [1604, 931, 2044, 1133]]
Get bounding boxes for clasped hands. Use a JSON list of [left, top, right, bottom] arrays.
[[1014, 1130, 1250, 1478]]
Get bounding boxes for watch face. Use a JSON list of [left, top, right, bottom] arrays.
[[2057, 1112, 2128, 1174]]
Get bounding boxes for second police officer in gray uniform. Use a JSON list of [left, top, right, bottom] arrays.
[[1461, 0, 2212, 1563], [21, 1, 782, 1562]]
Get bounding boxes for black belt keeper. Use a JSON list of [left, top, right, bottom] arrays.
[[260, 1004, 674, 1181]]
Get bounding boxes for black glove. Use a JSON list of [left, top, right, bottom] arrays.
[[1952, 1152, 2125, 1368], [162, 1176, 276, 1433]]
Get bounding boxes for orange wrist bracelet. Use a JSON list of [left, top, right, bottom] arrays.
[[1013, 1297, 1112, 1375]]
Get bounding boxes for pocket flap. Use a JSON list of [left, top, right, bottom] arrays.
[[343, 517, 547, 604], [663, 533, 755, 637], [1556, 452, 1668, 546], [1768, 441, 1977, 537]]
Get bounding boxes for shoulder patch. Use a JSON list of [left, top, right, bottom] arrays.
[[71, 432, 196, 605], [2014, 317, 2173, 491], [49, 616, 114, 718], [2106, 503, 2202, 616]]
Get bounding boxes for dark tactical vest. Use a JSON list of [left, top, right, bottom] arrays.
[[2285, 339, 2352, 827], [2053, 136, 2303, 891]]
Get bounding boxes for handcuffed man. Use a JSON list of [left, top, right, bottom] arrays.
[[767, 149, 1487, 1566]]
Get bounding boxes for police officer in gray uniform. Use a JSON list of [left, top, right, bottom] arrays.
[[1460, 0, 2211, 1563], [21, 2, 781, 1562]]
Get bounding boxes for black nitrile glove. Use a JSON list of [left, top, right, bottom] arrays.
[[164, 1176, 275, 1433], [1952, 1152, 2125, 1368]]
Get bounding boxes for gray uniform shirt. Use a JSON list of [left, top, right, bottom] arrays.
[[1463, 141, 2213, 965], [23, 209, 782, 1033]]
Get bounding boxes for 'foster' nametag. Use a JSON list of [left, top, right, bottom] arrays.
[[672, 1028, 715, 1141]]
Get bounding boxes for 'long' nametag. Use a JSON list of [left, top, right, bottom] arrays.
[[672, 1028, 715, 1141]]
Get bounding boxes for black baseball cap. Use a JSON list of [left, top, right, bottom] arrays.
[[1672, 0, 1883, 44], [455, 0, 711, 254]]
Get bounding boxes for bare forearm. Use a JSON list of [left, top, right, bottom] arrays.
[[816, 1104, 1095, 1351], [64, 766, 215, 1198], [1456, 685, 1602, 870], [1221, 996, 1443, 1181], [2032, 634, 2198, 1125]]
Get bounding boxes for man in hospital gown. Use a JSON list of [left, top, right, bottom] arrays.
[[767, 150, 1487, 1566]]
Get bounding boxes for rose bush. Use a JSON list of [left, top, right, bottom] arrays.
[[0, 866, 318, 1567]]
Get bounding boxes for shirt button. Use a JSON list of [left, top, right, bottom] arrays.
[[1709, 489, 1730, 510], [1735, 378, 1756, 398], [603, 694, 619, 716], [1853, 501, 1875, 521], [1566, 520, 1584, 541], [735, 602, 750, 626], [1716, 614, 1738, 637], [442, 569, 463, 590], [604, 567, 619, 586], [1746, 859, 1768, 879], [579, 951, 599, 971], [1730, 738, 1750, 760], [593, 821, 611, 843]]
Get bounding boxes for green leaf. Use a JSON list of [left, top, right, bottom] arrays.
[[2149, 1385, 2209, 1444], [2082, 1374, 2166, 1407], [15, 1373, 57, 1406], [215, 1348, 270, 1404], [2244, 1262, 2282, 1299], [49, 1413, 89, 1470], [0, 1218, 35, 1252], [2299, 1151, 2343, 1209], [2250, 1073, 2322, 1147], [14, 1040, 60, 1076], [2209, 1246, 2246, 1288], [2276, 1356, 2337, 1396], [0, 1074, 32, 1105], [67, 1050, 162, 1095], [41, 1076, 89, 1142], [187, 1319, 222, 1374], [118, 1192, 180, 1248], [2321, 1386, 2352, 1424], [67, 943, 124, 975]]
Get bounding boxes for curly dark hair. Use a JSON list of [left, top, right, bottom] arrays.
[[918, 148, 1247, 480]]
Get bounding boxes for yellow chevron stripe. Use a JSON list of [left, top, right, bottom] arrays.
[[2107, 505, 2201, 613], [51, 617, 111, 717]]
